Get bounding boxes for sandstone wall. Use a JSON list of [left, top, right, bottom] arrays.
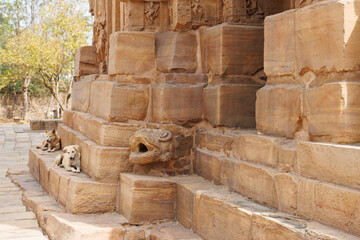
[[0, 94, 70, 120], [257, 0, 360, 143]]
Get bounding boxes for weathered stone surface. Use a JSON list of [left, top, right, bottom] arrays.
[[66, 177, 117, 214], [170, 0, 218, 29], [264, 10, 295, 77], [74, 46, 99, 77], [38, 154, 53, 192], [251, 213, 306, 240], [157, 74, 208, 84], [298, 178, 360, 236], [193, 189, 261, 240], [194, 149, 222, 185], [195, 148, 278, 208], [303, 82, 360, 143], [108, 32, 155, 75], [203, 84, 261, 128], [206, 130, 233, 156], [150, 223, 202, 240], [295, 0, 325, 8], [173, 176, 218, 229], [90, 81, 149, 122], [298, 141, 360, 190], [194, 128, 207, 149], [256, 85, 303, 139], [275, 174, 298, 215], [89, 146, 132, 183], [30, 119, 62, 131], [71, 77, 95, 113], [278, 141, 297, 173], [152, 84, 204, 124], [232, 160, 278, 208], [265, 0, 295, 15], [28, 149, 40, 182], [118, 173, 176, 224], [63, 111, 140, 147], [46, 212, 128, 240], [206, 24, 264, 76], [233, 133, 284, 168], [57, 124, 132, 182], [156, 32, 197, 73], [295, 1, 360, 73], [48, 168, 61, 202]]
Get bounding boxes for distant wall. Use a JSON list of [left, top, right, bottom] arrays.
[[0, 94, 71, 120]]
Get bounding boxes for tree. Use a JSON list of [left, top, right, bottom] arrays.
[[34, 0, 91, 111], [0, 29, 44, 120], [0, 0, 91, 119]]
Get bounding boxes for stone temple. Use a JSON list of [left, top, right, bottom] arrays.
[[24, 0, 360, 239]]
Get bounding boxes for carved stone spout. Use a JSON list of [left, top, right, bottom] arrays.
[[129, 129, 174, 165]]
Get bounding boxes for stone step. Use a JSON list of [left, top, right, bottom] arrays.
[[46, 213, 146, 240], [57, 124, 132, 183], [117, 173, 177, 224], [28, 148, 117, 214], [7, 169, 193, 240], [173, 175, 360, 240], [150, 223, 201, 240], [196, 128, 360, 191], [193, 147, 360, 237], [72, 79, 150, 123], [63, 110, 140, 148]]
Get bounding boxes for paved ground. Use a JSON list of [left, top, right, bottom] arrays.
[[0, 124, 48, 240]]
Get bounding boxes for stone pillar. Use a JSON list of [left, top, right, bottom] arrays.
[[257, 0, 360, 143], [202, 24, 265, 128], [112, 0, 121, 33]]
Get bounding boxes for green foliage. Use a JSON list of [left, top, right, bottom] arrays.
[[0, 0, 91, 105]]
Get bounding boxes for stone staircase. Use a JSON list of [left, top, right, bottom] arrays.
[[23, 131, 360, 239], [17, 0, 360, 239]]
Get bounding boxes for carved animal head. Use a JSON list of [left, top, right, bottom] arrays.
[[129, 129, 174, 165]]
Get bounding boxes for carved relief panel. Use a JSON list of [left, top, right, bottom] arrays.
[[92, 0, 109, 73], [119, 0, 169, 32], [170, 0, 219, 30]]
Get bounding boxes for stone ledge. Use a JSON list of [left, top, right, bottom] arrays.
[[195, 127, 360, 192], [174, 175, 360, 240], [63, 110, 140, 148], [193, 145, 360, 236], [30, 119, 62, 131], [28, 148, 118, 214], [57, 124, 132, 183]]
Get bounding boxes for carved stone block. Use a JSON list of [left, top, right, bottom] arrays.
[[118, 173, 176, 224], [256, 85, 303, 139], [264, 9, 295, 78], [156, 32, 197, 73], [119, 0, 169, 31], [71, 76, 97, 113], [303, 82, 360, 143], [206, 24, 264, 76], [295, 0, 360, 73], [203, 84, 261, 128], [90, 81, 149, 122], [171, 0, 218, 30], [108, 32, 156, 75], [74, 46, 99, 77], [152, 84, 204, 124], [222, 0, 246, 22]]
